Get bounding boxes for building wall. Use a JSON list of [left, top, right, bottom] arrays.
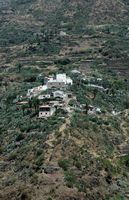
[[39, 107, 55, 118], [47, 81, 66, 89], [38, 94, 51, 100], [39, 111, 51, 118], [56, 74, 67, 83]]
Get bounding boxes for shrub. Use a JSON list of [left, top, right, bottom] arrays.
[[65, 171, 76, 188], [58, 159, 69, 171], [35, 154, 44, 167], [120, 155, 129, 169], [47, 198, 53, 200], [54, 58, 71, 65], [74, 160, 81, 170], [36, 148, 43, 157], [8, 152, 17, 161], [16, 133, 25, 141]]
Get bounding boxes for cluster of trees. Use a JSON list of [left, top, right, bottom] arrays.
[[21, 97, 40, 115]]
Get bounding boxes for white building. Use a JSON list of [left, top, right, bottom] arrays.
[[27, 74, 72, 98], [39, 105, 56, 118], [66, 77, 73, 85], [38, 94, 51, 100], [52, 90, 67, 100], [46, 73, 73, 89], [56, 74, 73, 85], [27, 85, 47, 98], [49, 100, 65, 108], [60, 31, 67, 36], [56, 74, 67, 83], [87, 105, 101, 115], [71, 70, 81, 74]]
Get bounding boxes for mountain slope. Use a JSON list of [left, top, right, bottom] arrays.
[[1, 1, 129, 200]]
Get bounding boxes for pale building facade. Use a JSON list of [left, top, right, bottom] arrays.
[[39, 105, 56, 118], [46, 73, 73, 89]]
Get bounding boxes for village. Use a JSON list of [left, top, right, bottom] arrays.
[[27, 73, 73, 118], [14, 70, 106, 119]]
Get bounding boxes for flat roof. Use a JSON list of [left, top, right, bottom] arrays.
[[39, 105, 51, 108]]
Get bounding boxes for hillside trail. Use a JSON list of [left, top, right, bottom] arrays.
[[44, 113, 98, 164], [113, 109, 129, 159], [44, 96, 75, 164], [44, 114, 71, 164], [119, 109, 129, 147]]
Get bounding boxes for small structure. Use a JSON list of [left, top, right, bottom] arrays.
[[71, 69, 81, 74], [87, 105, 101, 115], [37, 74, 44, 82], [112, 110, 121, 116], [96, 108, 101, 113], [17, 101, 28, 105], [87, 105, 96, 115], [39, 105, 56, 118], [49, 100, 65, 108], [52, 90, 67, 100], [60, 31, 67, 36], [38, 94, 51, 100], [44, 75, 54, 84]]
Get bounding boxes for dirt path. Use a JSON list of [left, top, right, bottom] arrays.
[[119, 110, 129, 147], [44, 115, 71, 164], [44, 96, 74, 164]]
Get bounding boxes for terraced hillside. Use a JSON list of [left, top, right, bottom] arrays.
[[0, 0, 129, 74], [1, 1, 129, 200]]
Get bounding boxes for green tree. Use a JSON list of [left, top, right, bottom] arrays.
[[17, 63, 22, 72], [21, 104, 26, 115], [84, 102, 89, 115], [28, 99, 32, 108], [32, 97, 39, 112]]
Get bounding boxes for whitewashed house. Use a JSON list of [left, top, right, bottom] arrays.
[[49, 100, 65, 108], [27, 74, 72, 98], [52, 90, 67, 100], [38, 94, 51, 100], [46, 73, 73, 89], [47, 79, 66, 89], [39, 105, 56, 118], [56, 74, 73, 85], [27, 85, 47, 98]]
